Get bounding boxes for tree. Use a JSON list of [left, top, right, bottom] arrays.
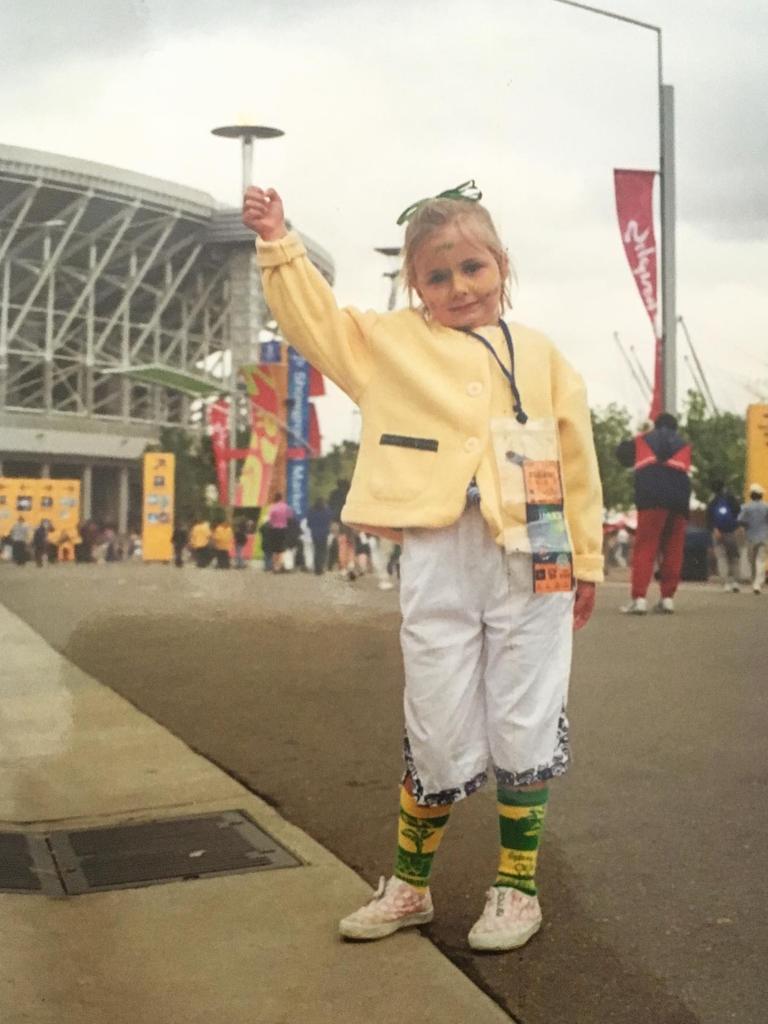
[[309, 440, 360, 503], [681, 390, 746, 502], [590, 404, 636, 510], [145, 427, 217, 524]]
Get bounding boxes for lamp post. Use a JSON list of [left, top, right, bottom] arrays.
[[551, 0, 676, 415], [211, 123, 284, 515], [211, 123, 285, 196], [374, 246, 402, 312]]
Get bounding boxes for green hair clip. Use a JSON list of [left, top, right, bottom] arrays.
[[396, 179, 483, 226]]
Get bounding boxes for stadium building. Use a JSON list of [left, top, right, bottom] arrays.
[[0, 143, 334, 532]]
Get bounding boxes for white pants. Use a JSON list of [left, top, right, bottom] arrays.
[[372, 536, 396, 584], [399, 505, 575, 805], [749, 541, 766, 591]]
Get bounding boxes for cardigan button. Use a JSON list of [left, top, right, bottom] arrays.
[[466, 381, 482, 396], [464, 436, 480, 453]]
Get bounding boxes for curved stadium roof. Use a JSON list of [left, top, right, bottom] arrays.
[[0, 143, 334, 457]]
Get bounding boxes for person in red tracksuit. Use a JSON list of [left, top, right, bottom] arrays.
[[616, 412, 692, 614]]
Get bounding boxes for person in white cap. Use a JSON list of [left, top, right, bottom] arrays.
[[737, 484, 768, 593]]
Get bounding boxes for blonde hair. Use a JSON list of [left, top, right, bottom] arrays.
[[401, 198, 514, 312]]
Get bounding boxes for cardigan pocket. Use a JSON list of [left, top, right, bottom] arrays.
[[379, 433, 439, 452], [369, 434, 439, 500]]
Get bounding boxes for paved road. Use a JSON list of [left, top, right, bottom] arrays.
[[2, 561, 765, 1024]]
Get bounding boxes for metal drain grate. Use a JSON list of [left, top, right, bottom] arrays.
[[0, 832, 46, 893], [2, 811, 301, 897]]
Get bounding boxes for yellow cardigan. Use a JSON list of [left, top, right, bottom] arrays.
[[257, 232, 604, 582]]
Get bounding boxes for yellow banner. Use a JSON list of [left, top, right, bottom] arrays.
[[0, 477, 80, 536], [237, 364, 281, 509], [142, 453, 175, 561], [746, 404, 768, 498]]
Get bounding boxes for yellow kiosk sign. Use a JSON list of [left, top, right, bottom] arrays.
[[746, 404, 768, 497], [0, 478, 80, 535], [142, 453, 175, 561]]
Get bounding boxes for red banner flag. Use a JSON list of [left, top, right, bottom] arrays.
[[309, 365, 325, 397], [308, 402, 321, 456], [207, 398, 230, 504], [614, 169, 663, 420]]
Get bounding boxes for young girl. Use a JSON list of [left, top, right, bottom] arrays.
[[242, 182, 603, 951]]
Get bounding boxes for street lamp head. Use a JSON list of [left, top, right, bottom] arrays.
[[212, 123, 284, 196], [374, 246, 402, 258], [211, 125, 285, 140]]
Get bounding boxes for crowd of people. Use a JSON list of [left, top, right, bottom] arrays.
[[1, 516, 138, 567], [176, 481, 400, 589], [610, 413, 768, 611], [4, 463, 765, 604], [0, 479, 404, 589]]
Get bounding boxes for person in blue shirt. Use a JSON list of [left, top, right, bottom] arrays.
[[706, 480, 742, 592], [306, 497, 333, 575]]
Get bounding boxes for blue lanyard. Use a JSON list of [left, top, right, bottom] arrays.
[[461, 320, 528, 424]]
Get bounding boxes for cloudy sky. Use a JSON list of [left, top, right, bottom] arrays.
[[1, 0, 766, 448]]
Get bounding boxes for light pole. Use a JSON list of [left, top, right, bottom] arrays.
[[374, 246, 402, 312], [551, 0, 676, 415], [211, 123, 285, 197], [211, 123, 284, 516]]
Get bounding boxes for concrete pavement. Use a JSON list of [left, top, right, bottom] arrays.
[[1, 560, 766, 1024], [0, 603, 512, 1024]]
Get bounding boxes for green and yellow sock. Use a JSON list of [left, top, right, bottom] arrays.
[[394, 786, 452, 889], [495, 785, 549, 896]]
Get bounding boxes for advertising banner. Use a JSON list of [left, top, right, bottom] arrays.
[[0, 477, 81, 538], [142, 453, 175, 561], [614, 168, 662, 420], [38, 479, 81, 533], [286, 346, 311, 517], [207, 398, 230, 504], [238, 364, 280, 509], [0, 478, 37, 536], [287, 346, 310, 449], [259, 340, 282, 364], [0, 478, 13, 537], [746, 404, 768, 497], [308, 402, 321, 457], [286, 457, 310, 519], [309, 365, 325, 397], [52, 480, 81, 532]]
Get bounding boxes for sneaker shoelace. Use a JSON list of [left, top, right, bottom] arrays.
[[369, 876, 425, 914]]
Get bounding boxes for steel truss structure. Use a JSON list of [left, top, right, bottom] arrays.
[[0, 145, 231, 428], [0, 144, 335, 527]]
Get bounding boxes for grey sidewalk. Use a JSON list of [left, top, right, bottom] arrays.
[[0, 603, 510, 1024]]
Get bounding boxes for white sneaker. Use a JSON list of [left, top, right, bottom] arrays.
[[338, 876, 433, 940], [468, 886, 542, 951], [378, 579, 395, 591], [620, 597, 647, 614], [654, 597, 674, 613]]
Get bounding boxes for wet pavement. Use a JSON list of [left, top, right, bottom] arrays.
[[1, 560, 765, 1024]]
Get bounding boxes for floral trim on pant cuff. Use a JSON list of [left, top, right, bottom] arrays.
[[494, 710, 571, 788], [402, 733, 488, 806]]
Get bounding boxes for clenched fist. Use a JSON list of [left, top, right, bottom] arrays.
[[573, 580, 596, 631], [242, 187, 287, 241]]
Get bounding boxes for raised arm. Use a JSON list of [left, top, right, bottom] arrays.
[[242, 187, 374, 402]]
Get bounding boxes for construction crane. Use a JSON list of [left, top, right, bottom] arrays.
[[678, 316, 719, 414]]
